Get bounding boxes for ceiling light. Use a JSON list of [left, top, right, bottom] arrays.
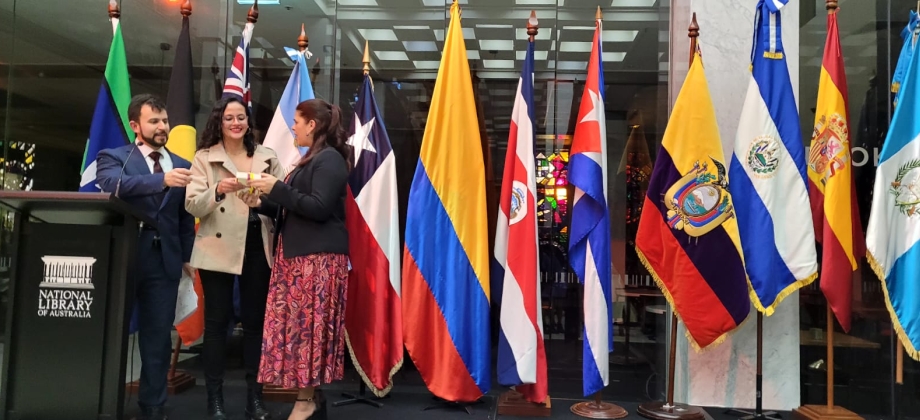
[[559, 41, 593, 52], [603, 30, 638, 42], [476, 24, 514, 29], [516, 0, 555, 4], [394, 25, 431, 30], [358, 29, 399, 41], [611, 0, 656, 6], [468, 50, 481, 59], [403, 41, 439, 52], [238, 0, 279, 3], [483, 59, 515, 69], [422, 0, 467, 5], [375, 51, 410, 60], [517, 50, 549, 60], [602, 52, 627, 62], [338, 0, 378, 4], [562, 26, 595, 31], [413, 61, 441, 69], [556, 61, 587, 71], [479, 40, 514, 51]]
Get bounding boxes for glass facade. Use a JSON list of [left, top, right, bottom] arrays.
[[0, 0, 915, 416]]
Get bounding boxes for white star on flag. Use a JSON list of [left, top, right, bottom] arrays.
[[348, 115, 377, 166]]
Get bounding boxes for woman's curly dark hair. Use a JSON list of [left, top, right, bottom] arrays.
[[198, 97, 256, 157]]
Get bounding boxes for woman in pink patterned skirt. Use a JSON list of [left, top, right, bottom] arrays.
[[245, 98, 351, 420]]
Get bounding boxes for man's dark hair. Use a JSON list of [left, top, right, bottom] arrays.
[[127, 93, 167, 123]]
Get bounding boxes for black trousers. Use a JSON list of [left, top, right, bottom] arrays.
[[198, 220, 271, 390]]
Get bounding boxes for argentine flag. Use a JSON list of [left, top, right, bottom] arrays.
[[866, 24, 920, 361], [729, 0, 818, 315], [263, 46, 315, 171]]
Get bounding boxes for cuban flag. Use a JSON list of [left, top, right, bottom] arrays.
[[567, 17, 612, 397], [263, 44, 315, 170], [222, 21, 254, 109], [493, 37, 547, 403], [343, 72, 403, 397], [729, 0, 818, 315]]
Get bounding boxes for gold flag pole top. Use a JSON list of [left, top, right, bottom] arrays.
[[596, 5, 602, 20], [248, 0, 259, 24], [298, 24, 309, 53], [181, 0, 191, 17], [108, 0, 120, 19], [363, 40, 371, 75]]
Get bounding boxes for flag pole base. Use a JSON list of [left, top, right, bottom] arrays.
[[497, 390, 552, 417], [725, 407, 781, 420], [422, 396, 482, 414], [125, 371, 195, 396], [792, 405, 863, 420], [638, 402, 706, 420], [570, 399, 628, 419], [333, 382, 385, 408]]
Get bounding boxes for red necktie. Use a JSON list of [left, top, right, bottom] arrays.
[[149, 151, 163, 174]]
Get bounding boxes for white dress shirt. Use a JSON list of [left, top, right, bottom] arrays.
[[137, 142, 174, 174]]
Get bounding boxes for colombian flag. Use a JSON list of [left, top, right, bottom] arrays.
[[635, 50, 750, 349], [402, 0, 491, 403], [165, 6, 204, 345], [806, 5, 864, 332]]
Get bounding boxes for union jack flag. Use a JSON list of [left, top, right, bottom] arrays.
[[222, 22, 254, 111]]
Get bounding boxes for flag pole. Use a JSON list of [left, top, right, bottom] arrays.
[[636, 14, 706, 420], [496, 11, 551, 418], [570, 6, 627, 420], [789, 3, 864, 420], [333, 41, 388, 412]]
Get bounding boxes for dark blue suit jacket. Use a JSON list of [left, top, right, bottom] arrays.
[[95, 143, 195, 281]]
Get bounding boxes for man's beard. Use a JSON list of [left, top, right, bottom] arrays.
[[141, 130, 169, 148]]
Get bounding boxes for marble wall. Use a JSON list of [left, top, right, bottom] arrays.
[[667, 0, 802, 411]]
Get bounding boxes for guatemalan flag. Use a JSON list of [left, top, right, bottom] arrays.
[[343, 70, 403, 397], [263, 40, 315, 171], [729, 0, 818, 315], [567, 15, 612, 397], [222, 20, 254, 109], [866, 22, 920, 362], [493, 35, 547, 403]]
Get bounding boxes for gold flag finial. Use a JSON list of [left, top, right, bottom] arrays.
[[527, 10, 539, 42], [363, 40, 371, 75], [108, 0, 120, 19], [826, 0, 838, 13], [596, 6, 602, 20], [298, 24, 308, 52]]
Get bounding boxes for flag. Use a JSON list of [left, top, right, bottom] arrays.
[[493, 38, 547, 403], [223, 21, 254, 110], [164, 8, 205, 346], [263, 46, 314, 171], [634, 49, 751, 349], [401, 1, 490, 403], [729, 0, 818, 315], [866, 16, 920, 362], [79, 12, 131, 192], [343, 72, 403, 397], [806, 6, 864, 332], [892, 11, 920, 108], [165, 10, 196, 162], [567, 15, 611, 397]]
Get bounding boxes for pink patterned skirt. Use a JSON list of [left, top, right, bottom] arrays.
[[257, 239, 349, 389]]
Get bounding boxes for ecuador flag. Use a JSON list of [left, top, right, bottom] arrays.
[[401, 0, 491, 402], [635, 50, 751, 349], [806, 5, 864, 332]]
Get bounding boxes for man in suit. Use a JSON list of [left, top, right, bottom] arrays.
[[96, 93, 195, 420]]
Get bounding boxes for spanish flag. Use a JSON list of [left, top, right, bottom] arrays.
[[165, 4, 204, 346], [807, 5, 864, 332], [634, 49, 750, 349], [401, 0, 491, 402]]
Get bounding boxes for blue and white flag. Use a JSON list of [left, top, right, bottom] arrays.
[[263, 46, 315, 171], [729, 0, 818, 315], [866, 25, 920, 361], [893, 10, 919, 108]]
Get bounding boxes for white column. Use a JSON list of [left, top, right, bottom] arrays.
[[668, 0, 802, 411]]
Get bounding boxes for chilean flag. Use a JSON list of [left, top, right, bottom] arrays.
[[568, 16, 612, 397], [344, 73, 403, 397], [494, 38, 546, 404]]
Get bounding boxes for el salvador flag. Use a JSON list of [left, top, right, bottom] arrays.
[[729, 0, 818, 315], [263, 46, 315, 170]]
